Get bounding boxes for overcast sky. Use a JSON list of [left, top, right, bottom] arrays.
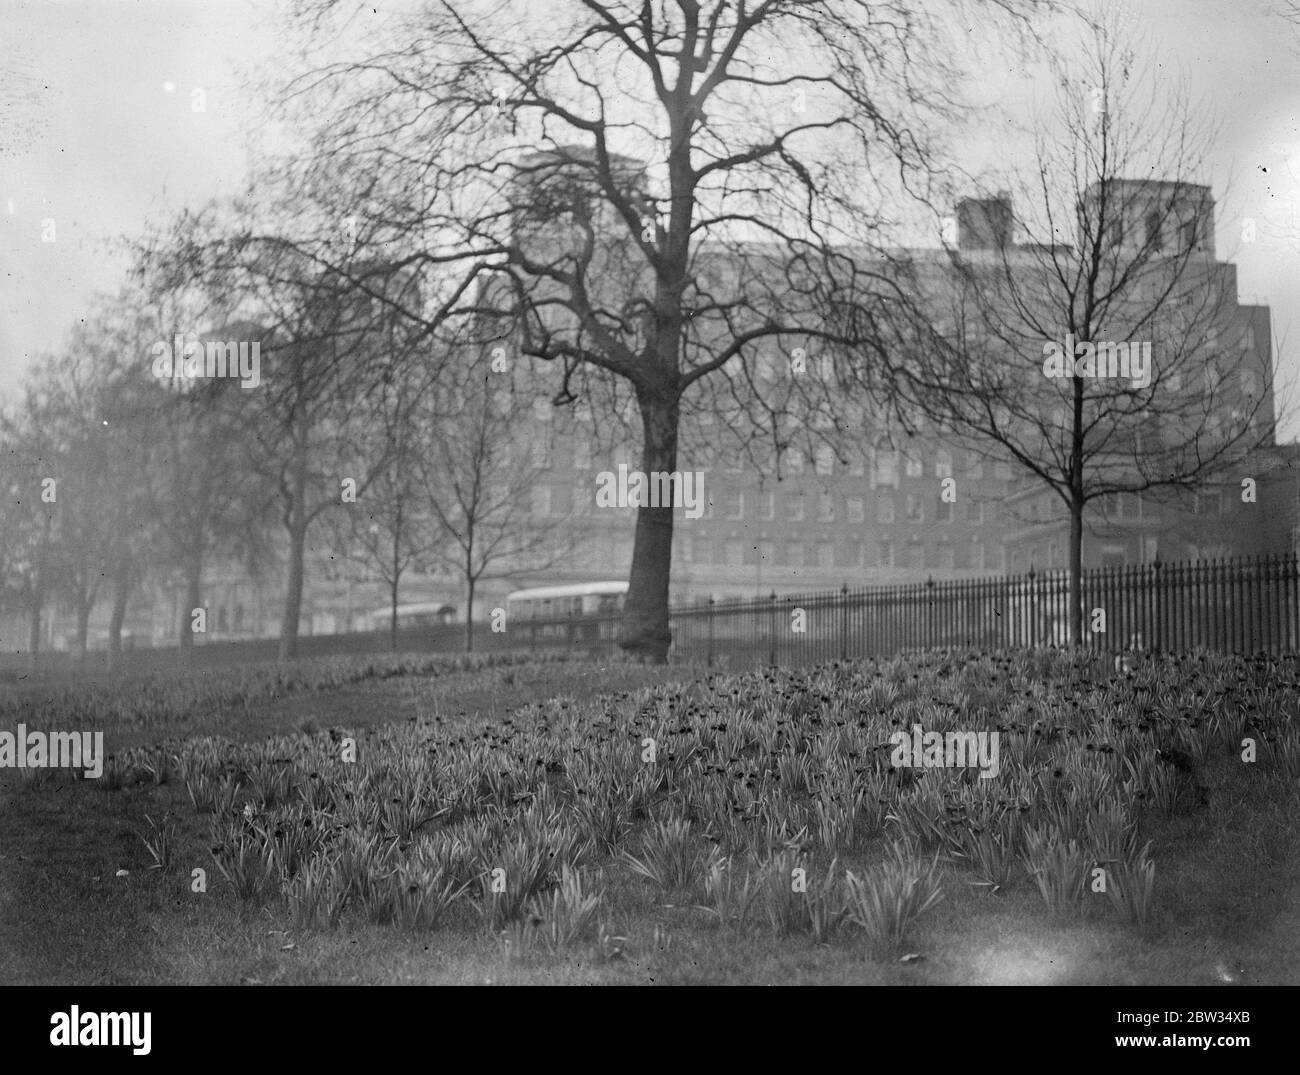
[[3, 0, 1299, 435]]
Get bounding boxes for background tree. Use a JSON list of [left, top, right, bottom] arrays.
[[326, 357, 433, 651], [417, 344, 576, 652], [888, 17, 1282, 644], [128, 264, 273, 663], [0, 404, 57, 672]]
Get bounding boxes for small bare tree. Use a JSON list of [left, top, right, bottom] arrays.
[[889, 16, 1282, 644], [417, 345, 575, 652], [327, 361, 433, 651], [0, 412, 56, 671]]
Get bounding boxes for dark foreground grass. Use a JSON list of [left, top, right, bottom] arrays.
[[2, 651, 1297, 985]]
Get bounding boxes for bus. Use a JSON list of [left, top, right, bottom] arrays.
[[505, 581, 628, 645], [365, 602, 457, 630]]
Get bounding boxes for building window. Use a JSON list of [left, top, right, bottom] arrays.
[[572, 481, 592, 515], [550, 484, 572, 515], [934, 449, 953, 479], [815, 446, 834, 476], [879, 540, 893, 568], [724, 490, 744, 520], [1145, 211, 1163, 252], [905, 493, 924, 523], [786, 541, 804, 567], [936, 544, 955, 569], [904, 453, 924, 479], [909, 543, 925, 570], [966, 500, 983, 524], [1100, 543, 1126, 567], [836, 540, 862, 568], [846, 497, 865, 523], [966, 454, 984, 480], [848, 453, 866, 477], [936, 497, 952, 523], [572, 434, 592, 470], [818, 542, 835, 567], [994, 462, 1011, 482], [531, 485, 551, 516], [877, 494, 895, 524], [531, 429, 553, 469], [759, 490, 775, 520], [874, 450, 899, 488], [786, 449, 805, 475], [818, 492, 835, 522], [786, 493, 805, 522], [725, 540, 744, 565]]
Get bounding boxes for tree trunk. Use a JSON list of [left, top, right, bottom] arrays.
[[74, 600, 91, 670], [464, 575, 476, 653], [390, 576, 400, 653], [279, 450, 309, 663], [619, 390, 679, 663], [26, 591, 42, 676], [180, 549, 202, 663], [390, 516, 401, 652], [1067, 364, 1087, 647], [1069, 499, 1084, 647], [107, 571, 130, 674]]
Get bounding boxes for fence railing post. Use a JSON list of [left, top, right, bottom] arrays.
[[841, 583, 849, 661], [707, 596, 715, 668], [768, 592, 777, 666]]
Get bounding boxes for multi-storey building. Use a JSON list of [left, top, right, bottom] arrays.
[[501, 175, 1291, 603]]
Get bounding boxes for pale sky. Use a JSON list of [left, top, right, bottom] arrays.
[[2, 0, 1299, 434]]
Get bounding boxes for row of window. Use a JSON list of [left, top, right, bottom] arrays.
[[531, 484, 991, 522], [679, 537, 1004, 572], [536, 482, 1240, 526], [527, 434, 1014, 485]]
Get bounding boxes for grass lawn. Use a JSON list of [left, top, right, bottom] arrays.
[[2, 649, 1297, 985]]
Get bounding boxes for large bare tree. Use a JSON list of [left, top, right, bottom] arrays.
[[264, 0, 1042, 661]]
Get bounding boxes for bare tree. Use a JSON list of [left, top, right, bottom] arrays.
[[140, 203, 425, 660], [327, 360, 433, 651], [415, 346, 576, 652], [125, 266, 272, 662], [888, 17, 1281, 644], [267, 0, 1042, 661], [0, 408, 56, 671]]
